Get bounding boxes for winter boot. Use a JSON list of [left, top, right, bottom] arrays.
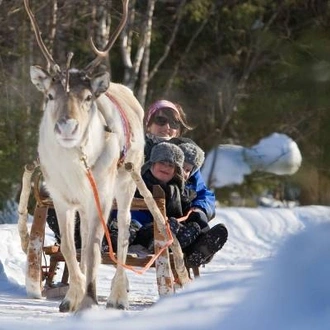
[[185, 223, 228, 268], [46, 208, 61, 244], [102, 218, 119, 252], [129, 219, 142, 244], [103, 218, 141, 252], [133, 223, 154, 250]]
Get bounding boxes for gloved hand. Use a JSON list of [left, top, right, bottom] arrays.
[[168, 217, 181, 235], [187, 209, 210, 232], [176, 222, 201, 249]]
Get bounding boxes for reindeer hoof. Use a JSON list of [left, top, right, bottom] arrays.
[[106, 301, 127, 310], [59, 299, 71, 313]]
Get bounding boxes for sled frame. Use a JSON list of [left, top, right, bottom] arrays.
[[28, 169, 200, 299]]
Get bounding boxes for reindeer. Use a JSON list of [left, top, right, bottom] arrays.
[[23, 0, 144, 312]]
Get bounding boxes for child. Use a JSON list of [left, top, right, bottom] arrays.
[[177, 141, 228, 268], [140, 142, 203, 250], [178, 142, 210, 232]]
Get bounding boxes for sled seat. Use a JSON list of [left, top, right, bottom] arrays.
[[28, 169, 199, 299]]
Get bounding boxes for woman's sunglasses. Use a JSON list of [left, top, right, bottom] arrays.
[[153, 116, 181, 129]]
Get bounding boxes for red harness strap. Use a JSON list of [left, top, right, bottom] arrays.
[[105, 92, 131, 165]]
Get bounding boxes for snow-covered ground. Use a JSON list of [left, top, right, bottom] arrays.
[[1, 205, 330, 329]]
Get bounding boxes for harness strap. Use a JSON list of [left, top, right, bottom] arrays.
[[105, 92, 131, 166]]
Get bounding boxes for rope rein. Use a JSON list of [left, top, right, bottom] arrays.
[[176, 209, 193, 222]]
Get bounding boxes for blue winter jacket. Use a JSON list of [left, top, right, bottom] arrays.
[[186, 169, 216, 220]]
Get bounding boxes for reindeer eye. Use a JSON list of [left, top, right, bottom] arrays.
[[85, 94, 92, 102], [47, 94, 54, 101]]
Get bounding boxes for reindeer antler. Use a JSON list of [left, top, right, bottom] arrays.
[[24, 0, 128, 76], [23, 0, 61, 75], [84, 0, 129, 74]]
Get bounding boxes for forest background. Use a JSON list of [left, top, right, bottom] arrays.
[[1, 0, 330, 213]]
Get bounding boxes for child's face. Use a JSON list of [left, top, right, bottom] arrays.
[[151, 161, 176, 183], [183, 162, 194, 181]]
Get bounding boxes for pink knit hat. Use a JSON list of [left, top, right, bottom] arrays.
[[145, 100, 180, 127]]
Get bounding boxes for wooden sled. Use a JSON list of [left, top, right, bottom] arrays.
[[19, 164, 199, 300]]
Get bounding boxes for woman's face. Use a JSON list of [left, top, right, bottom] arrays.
[[147, 110, 181, 138], [151, 161, 176, 183]]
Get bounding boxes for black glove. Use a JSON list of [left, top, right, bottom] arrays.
[[187, 210, 210, 232], [176, 222, 201, 249], [168, 217, 181, 235]]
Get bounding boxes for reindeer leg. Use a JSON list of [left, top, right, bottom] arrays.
[[107, 174, 136, 310], [55, 206, 86, 312], [78, 151, 118, 310], [77, 209, 105, 311]]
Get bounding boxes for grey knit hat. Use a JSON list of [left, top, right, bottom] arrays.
[[142, 142, 184, 178], [179, 142, 205, 175]]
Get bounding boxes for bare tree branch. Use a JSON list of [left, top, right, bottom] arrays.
[[148, 0, 186, 83]]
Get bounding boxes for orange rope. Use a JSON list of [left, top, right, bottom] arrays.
[[176, 209, 193, 222], [85, 167, 174, 275]]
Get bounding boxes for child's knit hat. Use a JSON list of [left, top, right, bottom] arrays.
[[142, 142, 184, 178], [178, 142, 205, 176]]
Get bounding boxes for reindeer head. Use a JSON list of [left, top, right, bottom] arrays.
[[31, 67, 111, 148], [24, 0, 128, 148]]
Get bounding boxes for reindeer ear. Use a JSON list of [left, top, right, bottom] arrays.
[[30, 66, 53, 93], [91, 72, 110, 97]]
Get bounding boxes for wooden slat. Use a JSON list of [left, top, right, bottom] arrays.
[[44, 249, 156, 268]]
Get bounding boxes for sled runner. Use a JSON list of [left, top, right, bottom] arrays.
[[18, 163, 200, 299]]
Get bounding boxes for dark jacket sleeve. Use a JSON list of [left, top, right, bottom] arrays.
[[144, 136, 155, 162], [181, 188, 196, 215], [164, 184, 184, 218], [138, 170, 184, 219], [188, 170, 216, 220]]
